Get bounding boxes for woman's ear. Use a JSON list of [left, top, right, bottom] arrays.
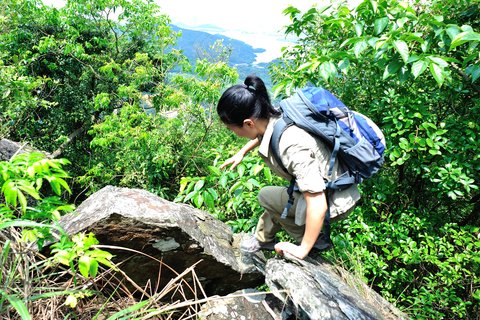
[[243, 118, 255, 128]]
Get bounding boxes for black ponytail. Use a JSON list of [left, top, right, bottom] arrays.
[[217, 75, 280, 126]]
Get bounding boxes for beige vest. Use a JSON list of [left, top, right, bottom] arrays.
[[258, 116, 361, 225]]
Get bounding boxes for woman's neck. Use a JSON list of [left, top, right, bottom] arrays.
[[254, 118, 269, 136]]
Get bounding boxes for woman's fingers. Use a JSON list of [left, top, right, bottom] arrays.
[[274, 242, 309, 260]]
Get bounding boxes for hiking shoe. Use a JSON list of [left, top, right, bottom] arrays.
[[240, 234, 276, 253]]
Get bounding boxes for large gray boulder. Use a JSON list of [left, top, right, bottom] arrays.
[[0, 138, 37, 161], [265, 256, 408, 320], [60, 186, 408, 319], [59, 186, 264, 298]]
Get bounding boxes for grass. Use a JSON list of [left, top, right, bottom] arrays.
[[0, 227, 221, 319]]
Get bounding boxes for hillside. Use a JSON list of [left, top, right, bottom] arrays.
[[170, 25, 274, 87]]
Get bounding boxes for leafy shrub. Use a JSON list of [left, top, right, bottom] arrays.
[[328, 209, 480, 319], [270, 0, 480, 317], [175, 148, 283, 232], [0, 152, 115, 318], [0, 152, 72, 222]]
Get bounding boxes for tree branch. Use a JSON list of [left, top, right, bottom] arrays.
[[51, 125, 88, 158]]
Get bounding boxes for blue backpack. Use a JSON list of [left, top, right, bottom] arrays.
[[270, 87, 386, 220]]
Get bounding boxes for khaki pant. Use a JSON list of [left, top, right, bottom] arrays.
[[255, 186, 349, 243], [255, 186, 304, 243]]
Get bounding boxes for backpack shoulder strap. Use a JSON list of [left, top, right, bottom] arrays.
[[271, 116, 296, 219], [270, 116, 294, 174]]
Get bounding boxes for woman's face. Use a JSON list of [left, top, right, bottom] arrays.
[[226, 119, 258, 140]]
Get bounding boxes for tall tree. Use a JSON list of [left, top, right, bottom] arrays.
[[0, 0, 184, 176]]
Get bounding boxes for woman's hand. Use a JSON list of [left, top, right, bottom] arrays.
[[274, 242, 310, 260], [219, 138, 260, 170], [220, 152, 244, 170]]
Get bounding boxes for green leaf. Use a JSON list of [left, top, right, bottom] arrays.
[[295, 62, 313, 72], [95, 257, 116, 269], [49, 178, 61, 195], [355, 22, 363, 37], [56, 178, 71, 193], [27, 166, 36, 178], [208, 166, 221, 176], [17, 191, 27, 213], [229, 181, 242, 193], [450, 31, 480, 50], [247, 178, 260, 187], [466, 65, 480, 83], [393, 40, 409, 63], [429, 62, 444, 86], [79, 255, 92, 278], [264, 168, 272, 181], [319, 61, 336, 81], [353, 40, 368, 58], [374, 17, 389, 35], [369, 0, 378, 13], [0, 289, 31, 320], [54, 250, 71, 266], [183, 191, 196, 202], [194, 179, 205, 191], [219, 175, 228, 188], [411, 60, 428, 78], [178, 177, 189, 194], [193, 193, 204, 208], [90, 249, 113, 260], [18, 183, 40, 199], [427, 56, 448, 68], [203, 191, 215, 208], [338, 59, 350, 73], [309, 60, 321, 72], [0, 220, 63, 232], [89, 259, 99, 278], [383, 60, 402, 79], [208, 188, 218, 200], [340, 38, 357, 48], [237, 164, 245, 178], [445, 25, 461, 41], [252, 164, 264, 175], [3, 180, 18, 207]]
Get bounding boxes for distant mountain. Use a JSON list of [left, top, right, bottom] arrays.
[[170, 25, 274, 87], [171, 25, 265, 65]]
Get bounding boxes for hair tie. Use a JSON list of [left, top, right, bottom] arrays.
[[245, 84, 256, 93]]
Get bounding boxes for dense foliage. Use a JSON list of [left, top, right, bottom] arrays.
[[0, 152, 116, 317], [1, 0, 192, 196], [1, 0, 479, 318], [267, 0, 480, 318]]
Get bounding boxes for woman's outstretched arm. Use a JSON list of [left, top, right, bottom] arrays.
[[220, 138, 260, 170]]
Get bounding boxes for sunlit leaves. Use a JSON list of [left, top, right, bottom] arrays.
[[354, 40, 368, 58], [0, 153, 71, 214], [271, 2, 479, 318], [51, 232, 115, 278], [411, 59, 428, 78], [373, 16, 389, 35], [175, 151, 281, 227], [393, 40, 409, 63], [274, 0, 480, 90], [429, 62, 444, 86], [450, 30, 480, 50]]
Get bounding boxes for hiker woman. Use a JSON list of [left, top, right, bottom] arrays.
[[217, 75, 360, 259]]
